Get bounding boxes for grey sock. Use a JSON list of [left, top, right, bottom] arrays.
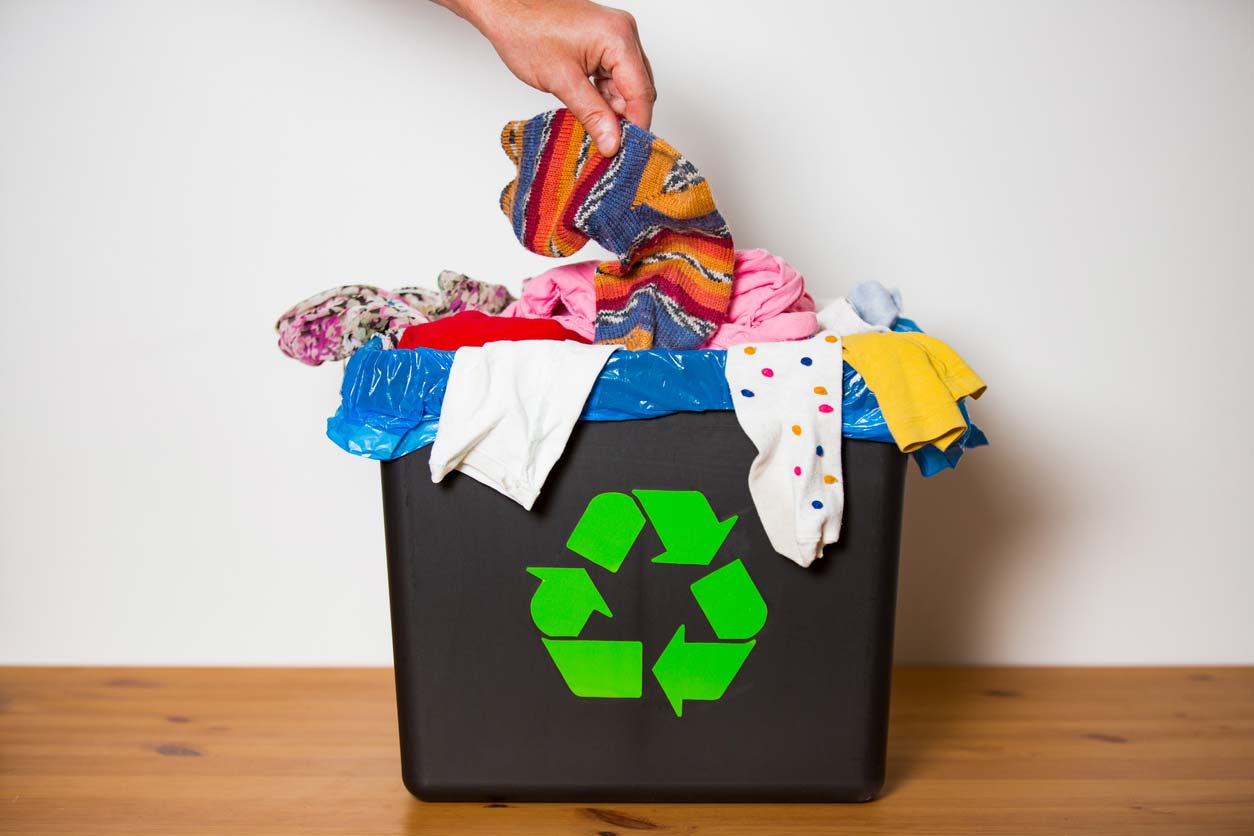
[[849, 281, 903, 328]]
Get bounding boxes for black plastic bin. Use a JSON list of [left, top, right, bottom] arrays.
[[381, 410, 907, 802]]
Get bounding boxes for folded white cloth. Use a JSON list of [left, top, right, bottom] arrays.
[[429, 341, 618, 509]]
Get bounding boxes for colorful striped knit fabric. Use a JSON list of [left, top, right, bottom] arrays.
[[500, 109, 734, 350]]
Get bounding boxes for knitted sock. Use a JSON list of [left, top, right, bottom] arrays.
[[500, 108, 734, 350]]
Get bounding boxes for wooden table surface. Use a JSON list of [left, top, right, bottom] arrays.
[[1, 667, 1251, 835]]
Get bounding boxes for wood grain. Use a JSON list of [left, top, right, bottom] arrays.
[[1, 667, 1251, 835]]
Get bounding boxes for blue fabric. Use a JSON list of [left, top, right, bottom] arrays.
[[327, 342, 746, 460], [849, 280, 903, 328], [326, 314, 986, 476], [910, 399, 989, 477]]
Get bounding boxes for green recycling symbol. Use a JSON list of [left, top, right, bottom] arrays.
[[525, 490, 767, 717]]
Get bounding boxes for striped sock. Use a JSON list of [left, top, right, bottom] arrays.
[[500, 109, 734, 350]]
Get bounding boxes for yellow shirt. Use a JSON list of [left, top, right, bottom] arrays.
[[842, 332, 986, 453]]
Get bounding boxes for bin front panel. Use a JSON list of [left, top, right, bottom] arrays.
[[381, 411, 906, 802]]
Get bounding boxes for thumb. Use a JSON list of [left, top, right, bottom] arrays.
[[552, 72, 622, 156]]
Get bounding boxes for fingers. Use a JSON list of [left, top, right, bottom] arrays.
[[588, 10, 655, 137], [603, 44, 656, 131], [495, 5, 654, 156], [552, 70, 622, 156], [595, 76, 627, 115], [610, 12, 656, 130]]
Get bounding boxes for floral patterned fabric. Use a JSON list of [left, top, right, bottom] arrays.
[[275, 272, 515, 366]]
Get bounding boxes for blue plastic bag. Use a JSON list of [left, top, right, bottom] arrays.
[[327, 316, 986, 475]]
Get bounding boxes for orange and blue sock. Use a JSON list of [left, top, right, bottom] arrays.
[[500, 109, 734, 350]]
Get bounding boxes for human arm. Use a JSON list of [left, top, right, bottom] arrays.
[[432, 0, 656, 155]]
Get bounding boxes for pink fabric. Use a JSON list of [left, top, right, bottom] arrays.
[[500, 249, 818, 349], [707, 249, 817, 348], [500, 261, 597, 341]]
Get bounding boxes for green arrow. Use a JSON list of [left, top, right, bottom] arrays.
[[651, 626, 755, 717], [690, 559, 767, 640], [632, 490, 737, 565], [526, 567, 612, 637], [566, 492, 646, 573], [541, 639, 642, 697]]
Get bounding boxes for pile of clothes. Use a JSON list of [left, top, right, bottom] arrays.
[[276, 108, 987, 568]]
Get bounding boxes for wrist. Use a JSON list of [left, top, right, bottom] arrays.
[[433, 0, 511, 38]]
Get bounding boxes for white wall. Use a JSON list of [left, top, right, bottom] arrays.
[[2, 0, 1251, 665]]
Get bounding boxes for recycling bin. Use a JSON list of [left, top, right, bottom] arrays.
[[380, 409, 907, 802]]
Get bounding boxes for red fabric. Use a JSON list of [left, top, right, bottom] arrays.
[[397, 310, 592, 351]]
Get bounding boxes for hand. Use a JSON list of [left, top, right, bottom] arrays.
[[435, 0, 656, 156]]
